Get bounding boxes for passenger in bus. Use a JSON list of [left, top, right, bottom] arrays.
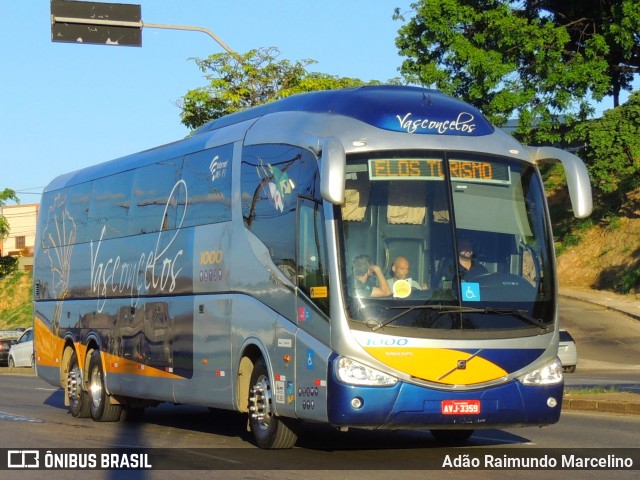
[[457, 238, 488, 279], [351, 255, 391, 298], [387, 256, 428, 296]]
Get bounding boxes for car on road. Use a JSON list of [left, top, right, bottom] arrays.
[[0, 330, 22, 366], [8, 327, 34, 368], [558, 329, 578, 373]]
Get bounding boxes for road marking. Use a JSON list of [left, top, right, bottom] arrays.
[[471, 435, 535, 445], [0, 410, 44, 423]]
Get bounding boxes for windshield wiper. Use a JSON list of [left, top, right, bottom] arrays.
[[369, 304, 462, 331], [478, 307, 548, 329], [369, 305, 547, 331]]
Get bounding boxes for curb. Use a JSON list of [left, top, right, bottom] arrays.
[[562, 397, 640, 416]]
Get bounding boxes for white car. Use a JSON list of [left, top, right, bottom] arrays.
[[558, 329, 578, 373], [8, 327, 34, 368]]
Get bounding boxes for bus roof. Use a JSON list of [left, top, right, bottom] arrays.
[[45, 86, 498, 193], [194, 85, 494, 137]]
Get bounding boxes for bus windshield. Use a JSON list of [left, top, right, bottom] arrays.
[[340, 151, 555, 336]]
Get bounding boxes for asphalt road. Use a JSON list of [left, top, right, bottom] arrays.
[[559, 297, 640, 383], [0, 297, 638, 478]]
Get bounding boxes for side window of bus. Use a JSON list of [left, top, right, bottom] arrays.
[[40, 183, 91, 248], [241, 144, 320, 279], [87, 172, 132, 241], [129, 159, 183, 235], [298, 198, 329, 315], [180, 144, 233, 227]]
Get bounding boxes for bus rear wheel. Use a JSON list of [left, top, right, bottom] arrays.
[[68, 351, 90, 418], [88, 350, 122, 422], [248, 358, 298, 449]]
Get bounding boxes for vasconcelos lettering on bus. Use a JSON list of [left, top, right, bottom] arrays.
[[397, 112, 477, 134], [90, 181, 186, 312]]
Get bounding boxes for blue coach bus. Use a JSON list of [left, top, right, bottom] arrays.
[[34, 86, 592, 448]]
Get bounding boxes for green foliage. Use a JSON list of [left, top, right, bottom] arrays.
[[570, 91, 640, 194], [604, 215, 622, 231], [179, 47, 383, 130], [552, 0, 640, 105], [0, 188, 18, 206], [1, 302, 32, 330], [565, 386, 619, 395], [0, 256, 19, 277], [393, 0, 635, 144], [0, 187, 20, 242], [618, 267, 640, 294], [0, 271, 32, 330], [540, 163, 567, 192]]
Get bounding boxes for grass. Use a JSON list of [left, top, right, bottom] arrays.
[[0, 271, 33, 330], [1, 303, 33, 330], [564, 386, 620, 395], [618, 267, 640, 294]]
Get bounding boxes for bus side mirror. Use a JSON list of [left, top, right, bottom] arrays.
[[527, 146, 593, 218], [320, 137, 346, 205]]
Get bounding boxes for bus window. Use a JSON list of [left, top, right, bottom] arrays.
[[87, 171, 132, 241], [129, 159, 183, 235], [180, 144, 233, 228], [297, 198, 329, 315], [341, 152, 554, 333], [241, 144, 320, 274], [40, 182, 91, 248]]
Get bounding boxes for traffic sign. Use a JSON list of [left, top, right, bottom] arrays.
[[51, 0, 142, 47]]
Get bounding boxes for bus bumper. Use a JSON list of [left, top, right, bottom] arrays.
[[327, 366, 563, 429]]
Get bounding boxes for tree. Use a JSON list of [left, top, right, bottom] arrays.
[[0, 188, 20, 244], [394, 0, 633, 144], [179, 47, 382, 130], [571, 91, 640, 195], [538, 0, 640, 108]]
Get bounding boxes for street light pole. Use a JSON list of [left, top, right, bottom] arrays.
[[51, 14, 240, 60]]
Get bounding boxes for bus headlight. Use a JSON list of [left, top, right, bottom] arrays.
[[335, 356, 398, 386], [518, 358, 563, 386]]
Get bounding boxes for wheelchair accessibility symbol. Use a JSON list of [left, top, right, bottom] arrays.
[[461, 282, 481, 302]]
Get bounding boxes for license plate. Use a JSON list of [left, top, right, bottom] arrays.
[[441, 400, 481, 415]]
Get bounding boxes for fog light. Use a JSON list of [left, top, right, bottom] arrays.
[[350, 397, 363, 409], [547, 397, 558, 408]]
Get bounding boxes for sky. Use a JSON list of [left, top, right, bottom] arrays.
[[2, 0, 415, 203]]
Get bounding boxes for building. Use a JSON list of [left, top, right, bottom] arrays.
[[0, 204, 39, 272]]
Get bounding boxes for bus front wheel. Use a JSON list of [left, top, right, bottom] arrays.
[[248, 358, 298, 449], [88, 350, 122, 422]]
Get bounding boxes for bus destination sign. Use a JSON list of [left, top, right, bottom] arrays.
[[368, 159, 510, 184]]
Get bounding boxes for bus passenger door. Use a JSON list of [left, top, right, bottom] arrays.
[[294, 198, 331, 422]]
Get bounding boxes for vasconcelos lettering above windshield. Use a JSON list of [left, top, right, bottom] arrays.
[[396, 112, 477, 134], [369, 158, 510, 184]]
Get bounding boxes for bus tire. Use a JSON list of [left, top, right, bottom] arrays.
[[68, 351, 90, 418], [248, 358, 298, 449], [88, 350, 122, 422], [430, 429, 474, 442]]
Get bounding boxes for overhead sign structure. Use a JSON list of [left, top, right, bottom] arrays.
[[51, 0, 142, 47], [50, 0, 238, 57]]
